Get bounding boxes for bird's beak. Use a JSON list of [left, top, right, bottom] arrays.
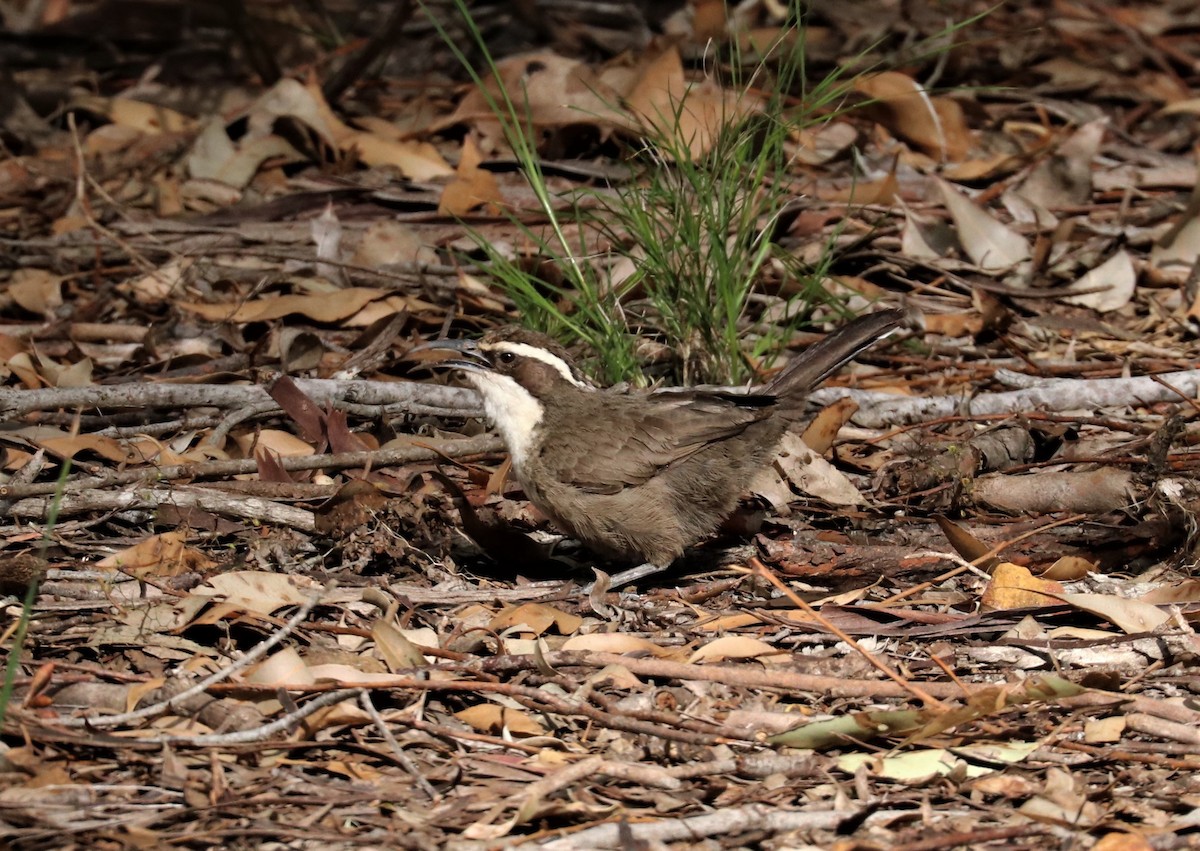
[[406, 338, 491, 373]]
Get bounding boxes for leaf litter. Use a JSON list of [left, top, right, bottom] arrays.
[[2, 2, 1200, 849]]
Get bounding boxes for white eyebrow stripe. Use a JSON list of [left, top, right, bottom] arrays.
[[488, 341, 585, 387]]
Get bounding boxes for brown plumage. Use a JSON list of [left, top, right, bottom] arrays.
[[414, 310, 905, 567]]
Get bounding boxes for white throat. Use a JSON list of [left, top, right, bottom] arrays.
[[465, 372, 543, 470]]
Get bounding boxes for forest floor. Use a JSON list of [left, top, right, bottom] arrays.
[[3, 1, 1200, 848]]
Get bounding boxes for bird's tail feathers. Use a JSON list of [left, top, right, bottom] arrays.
[[767, 309, 906, 406]]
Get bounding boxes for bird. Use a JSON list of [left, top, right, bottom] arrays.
[[411, 309, 905, 582]]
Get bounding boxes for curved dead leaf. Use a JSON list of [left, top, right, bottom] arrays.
[[855, 72, 971, 161], [1061, 250, 1136, 312], [180, 286, 387, 323], [689, 635, 789, 664], [1054, 592, 1171, 635], [455, 704, 547, 737], [936, 178, 1031, 271], [981, 562, 1064, 611], [198, 571, 319, 616]]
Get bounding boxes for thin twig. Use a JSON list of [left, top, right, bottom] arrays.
[[164, 688, 362, 746], [750, 558, 945, 709], [358, 691, 439, 801], [0, 434, 503, 499]]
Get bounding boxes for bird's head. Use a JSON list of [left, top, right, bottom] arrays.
[[408, 327, 590, 466]]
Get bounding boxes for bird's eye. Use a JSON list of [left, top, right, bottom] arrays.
[[497, 351, 516, 365]]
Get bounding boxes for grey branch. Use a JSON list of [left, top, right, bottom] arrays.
[[809, 368, 1200, 428], [527, 803, 908, 850], [8, 486, 317, 529], [0, 378, 480, 418]]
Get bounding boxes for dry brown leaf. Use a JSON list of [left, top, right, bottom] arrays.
[[1083, 716, 1125, 744], [921, 312, 984, 337], [626, 46, 757, 159], [981, 562, 1063, 611], [941, 152, 1025, 182], [1091, 832, 1154, 851], [345, 294, 435, 327], [1054, 592, 1170, 635], [198, 571, 319, 616], [74, 95, 195, 134], [1017, 119, 1105, 209], [1151, 217, 1200, 282], [489, 603, 583, 636], [439, 135, 504, 216], [6, 351, 43, 388], [1039, 556, 1095, 581], [1141, 580, 1200, 604], [246, 647, 315, 687], [9, 269, 63, 315], [688, 635, 789, 664], [1018, 767, 1104, 828], [180, 286, 386, 323], [818, 172, 899, 206], [441, 51, 628, 131], [188, 119, 301, 189], [560, 633, 674, 657], [791, 121, 858, 165], [854, 71, 971, 161], [350, 220, 440, 268], [247, 79, 452, 179], [38, 434, 152, 464], [96, 531, 215, 577], [235, 429, 315, 458], [769, 433, 866, 506], [935, 515, 998, 569], [801, 398, 860, 455], [455, 704, 547, 737], [372, 621, 432, 670]]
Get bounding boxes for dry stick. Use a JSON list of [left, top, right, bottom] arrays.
[[469, 757, 684, 837], [526, 804, 918, 851], [0, 379, 477, 418], [481, 651, 972, 700], [750, 558, 945, 709], [888, 825, 1050, 851], [65, 113, 161, 279], [358, 691, 439, 801], [880, 513, 1088, 606], [0, 434, 503, 499], [928, 654, 974, 696], [52, 583, 331, 729], [7, 487, 317, 528], [162, 689, 363, 747], [1149, 372, 1200, 415], [206, 400, 282, 447], [160, 676, 724, 745], [810, 367, 1200, 428]]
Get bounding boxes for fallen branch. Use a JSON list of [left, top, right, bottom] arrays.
[[0, 378, 478, 418], [7, 486, 318, 529], [810, 367, 1200, 427], [0, 434, 503, 499], [525, 803, 917, 851], [480, 651, 976, 700]]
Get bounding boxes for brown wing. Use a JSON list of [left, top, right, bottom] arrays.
[[538, 390, 775, 493]]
